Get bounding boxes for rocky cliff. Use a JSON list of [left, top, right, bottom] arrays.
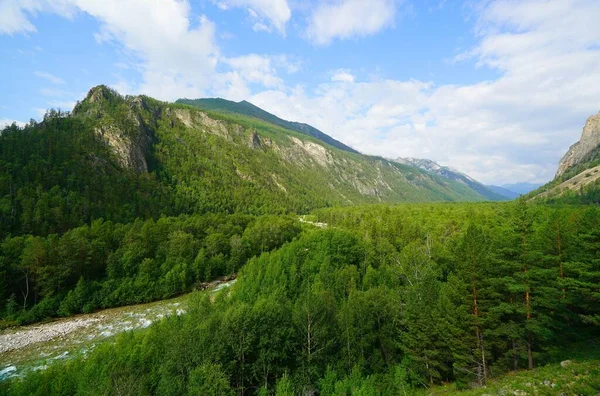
[[556, 111, 600, 178], [72, 85, 155, 173]]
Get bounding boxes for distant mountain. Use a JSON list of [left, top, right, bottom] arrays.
[[176, 98, 359, 154], [393, 157, 507, 201], [528, 111, 600, 203], [486, 185, 520, 200], [499, 183, 542, 196]]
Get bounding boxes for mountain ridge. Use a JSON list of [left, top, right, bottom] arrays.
[[0, 85, 500, 237], [393, 157, 507, 201], [176, 97, 359, 154]]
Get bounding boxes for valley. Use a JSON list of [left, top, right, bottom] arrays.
[[0, 279, 236, 382], [1, 88, 599, 395]]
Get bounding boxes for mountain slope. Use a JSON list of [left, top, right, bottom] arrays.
[[0, 85, 495, 237], [175, 97, 359, 154], [487, 185, 520, 199], [529, 110, 600, 203], [393, 157, 507, 201]]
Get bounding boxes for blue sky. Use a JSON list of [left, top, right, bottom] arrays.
[[1, 0, 599, 185]]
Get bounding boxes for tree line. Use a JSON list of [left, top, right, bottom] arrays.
[[0, 213, 300, 326], [3, 202, 599, 395]]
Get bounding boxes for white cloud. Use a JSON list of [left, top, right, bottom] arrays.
[[4, 0, 600, 185], [0, 1, 221, 99], [0, 0, 74, 35], [213, 0, 291, 34], [226, 54, 283, 88], [40, 88, 71, 97], [217, 54, 300, 101], [2, 0, 295, 103], [252, 0, 600, 184], [0, 118, 26, 128], [68, 0, 220, 100], [34, 71, 65, 84], [0, 0, 38, 34], [331, 70, 355, 83], [47, 100, 77, 111], [305, 0, 400, 45]]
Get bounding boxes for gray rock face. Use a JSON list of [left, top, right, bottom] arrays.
[[556, 111, 600, 178], [94, 124, 149, 173], [74, 86, 152, 173], [248, 130, 262, 149]]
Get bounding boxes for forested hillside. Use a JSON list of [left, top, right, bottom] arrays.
[[175, 97, 359, 154], [0, 86, 494, 240], [0, 86, 501, 325], [2, 86, 599, 395], [0, 213, 300, 326], [2, 202, 599, 395]]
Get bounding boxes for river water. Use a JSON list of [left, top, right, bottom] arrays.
[[0, 279, 236, 381]]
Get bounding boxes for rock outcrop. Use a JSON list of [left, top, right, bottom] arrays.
[[248, 131, 262, 149], [556, 111, 600, 178]]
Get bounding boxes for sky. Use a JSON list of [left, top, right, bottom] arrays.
[[1, 0, 599, 185]]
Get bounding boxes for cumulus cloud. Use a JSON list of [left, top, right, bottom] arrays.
[[4, 0, 600, 185], [331, 70, 355, 83], [0, 0, 38, 34], [71, 0, 220, 100], [1, 0, 295, 103], [0, 118, 26, 128], [213, 0, 291, 34], [253, 0, 600, 184], [0, 0, 74, 35], [1, 0, 221, 100], [305, 0, 400, 45], [215, 54, 300, 101]]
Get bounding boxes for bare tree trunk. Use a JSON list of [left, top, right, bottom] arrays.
[[473, 283, 487, 385], [21, 271, 29, 310]]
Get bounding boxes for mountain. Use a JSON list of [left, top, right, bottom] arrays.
[[393, 157, 507, 201], [486, 183, 543, 199], [486, 185, 520, 199], [176, 97, 359, 154], [0, 85, 496, 237], [555, 111, 600, 178], [498, 182, 543, 195], [528, 111, 600, 203]]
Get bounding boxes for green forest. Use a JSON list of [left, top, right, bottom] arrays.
[[2, 202, 599, 395], [0, 88, 599, 395]]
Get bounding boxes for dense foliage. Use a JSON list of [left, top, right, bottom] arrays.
[[0, 112, 169, 238], [0, 213, 300, 326], [0, 86, 494, 241], [1, 86, 598, 394], [3, 202, 598, 395]]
